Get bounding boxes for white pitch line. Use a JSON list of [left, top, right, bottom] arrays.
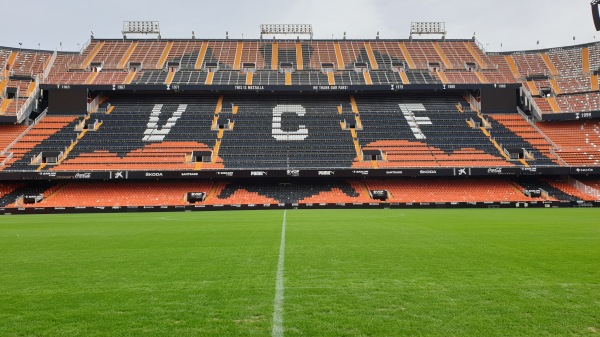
[[272, 210, 287, 337]]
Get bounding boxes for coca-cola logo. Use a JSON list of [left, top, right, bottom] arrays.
[[487, 168, 503, 174], [74, 173, 92, 179]]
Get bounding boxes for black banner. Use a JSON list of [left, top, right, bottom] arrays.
[[540, 111, 600, 121], [41, 83, 521, 94], [0, 166, 595, 181]]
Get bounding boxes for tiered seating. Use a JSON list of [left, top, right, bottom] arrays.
[[579, 178, 600, 190], [555, 93, 600, 112], [0, 181, 54, 207], [544, 177, 596, 201], [535, 120, 600, 166], [548, 48, 582, 75], [363, 178, 544, 203], [214, 180, 368, 204], [211, 71, 245, 85], [0, 124, 28, 152], [334, 71, 366, 85], [171, 71, 208, 85], [481, 55, 519, 83], [589, 43, 600, 72], [291, 71, 329, 85], [515, 176, 592, 201], [0, 183, 21, 199], [132, 70, 168, 85], [307, 41, 337, 70], [45, 71, 90, 85], [370, 71, 403, 85], [369, 41, 406, 70], [203, 41, 237, 70], [509, 53, 550, 77], [354, 94, 514, 167], [403, 41, 443, 69], [54, 94, 219, 171], [238, 41, 267, 70], [3, 116, 79, 170], [28, 181, 215, 207], [300, 181, 372, 204], [404, 71, 439, 84], [337, 41, 372, 69], [533, 97, 554, 113], [127, 41, 168, 70], [437, 41, 479, 69], [555, 76, 591, 94], [485, 114, 555, 165], [1, 175, 595, 208], [442, 71, 480, 84], [37, 40, 519, 86], [11, 50, 52, 75], [207, 181, 277, 205], [87, 41, 130, 69], [0, 49, 11, 69], [163, 41, 204, 69], [218, 94, 357, 169], [488, 114, 558, 163], [91, 72, 129, 85]]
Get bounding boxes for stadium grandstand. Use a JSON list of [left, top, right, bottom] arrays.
[[1, 21, 600, 214]]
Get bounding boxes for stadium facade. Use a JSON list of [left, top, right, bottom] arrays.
[[1, 27, 600, 213]]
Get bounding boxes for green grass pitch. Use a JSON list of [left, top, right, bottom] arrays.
[[1, 209, 599, 336]]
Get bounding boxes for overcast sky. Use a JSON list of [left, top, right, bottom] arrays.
[[3, 0, 598, 53]]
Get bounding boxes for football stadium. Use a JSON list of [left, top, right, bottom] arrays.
[[1, 1, 600, 336]]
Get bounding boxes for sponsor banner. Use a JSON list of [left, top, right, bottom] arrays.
[[0, 166, 589, 181], [454, 168, 471, 176], [471, 167, 520, 175], [571, 167, 600, 174], [21, 171, 112, 180], [42, 83, 520, 94]]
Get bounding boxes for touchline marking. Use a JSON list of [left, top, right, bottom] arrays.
[[272, 210, 287, 337]]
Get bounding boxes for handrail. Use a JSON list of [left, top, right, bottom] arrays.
[[16, 78, 40, 122], [1, 108, 46, 156], [80, 38, 92, 55], [0, 152, 13, 167], [42, 50, 58, 81], [521, 87, 543, 120], [87, 93, 104, 112], [568, 176, 600, 200], [516, 107, 560, 149]]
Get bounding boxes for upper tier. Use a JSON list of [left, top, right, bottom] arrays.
[[41, 39, 518, 86], [2, 39, 600, 118]]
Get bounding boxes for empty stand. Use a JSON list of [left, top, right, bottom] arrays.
[[30, 181, 215, 207], [353, 94, 518, 168], [218, 93, 357, 169], [37, 40, 516, 86], [3, 116, 79, 170], [364, 178, 545, 203], [536, 120, 600, 166], [54, 94, 220, 171]]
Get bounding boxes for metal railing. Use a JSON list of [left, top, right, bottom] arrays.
[[0, 152, 13, 167], [79, 38, 92, 55], [568, 176, 600, 200], [521, 87, 544, 120], [42, 50, 58, 81], [16, 78, 40, 122], [0, 108, 46, 158]]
